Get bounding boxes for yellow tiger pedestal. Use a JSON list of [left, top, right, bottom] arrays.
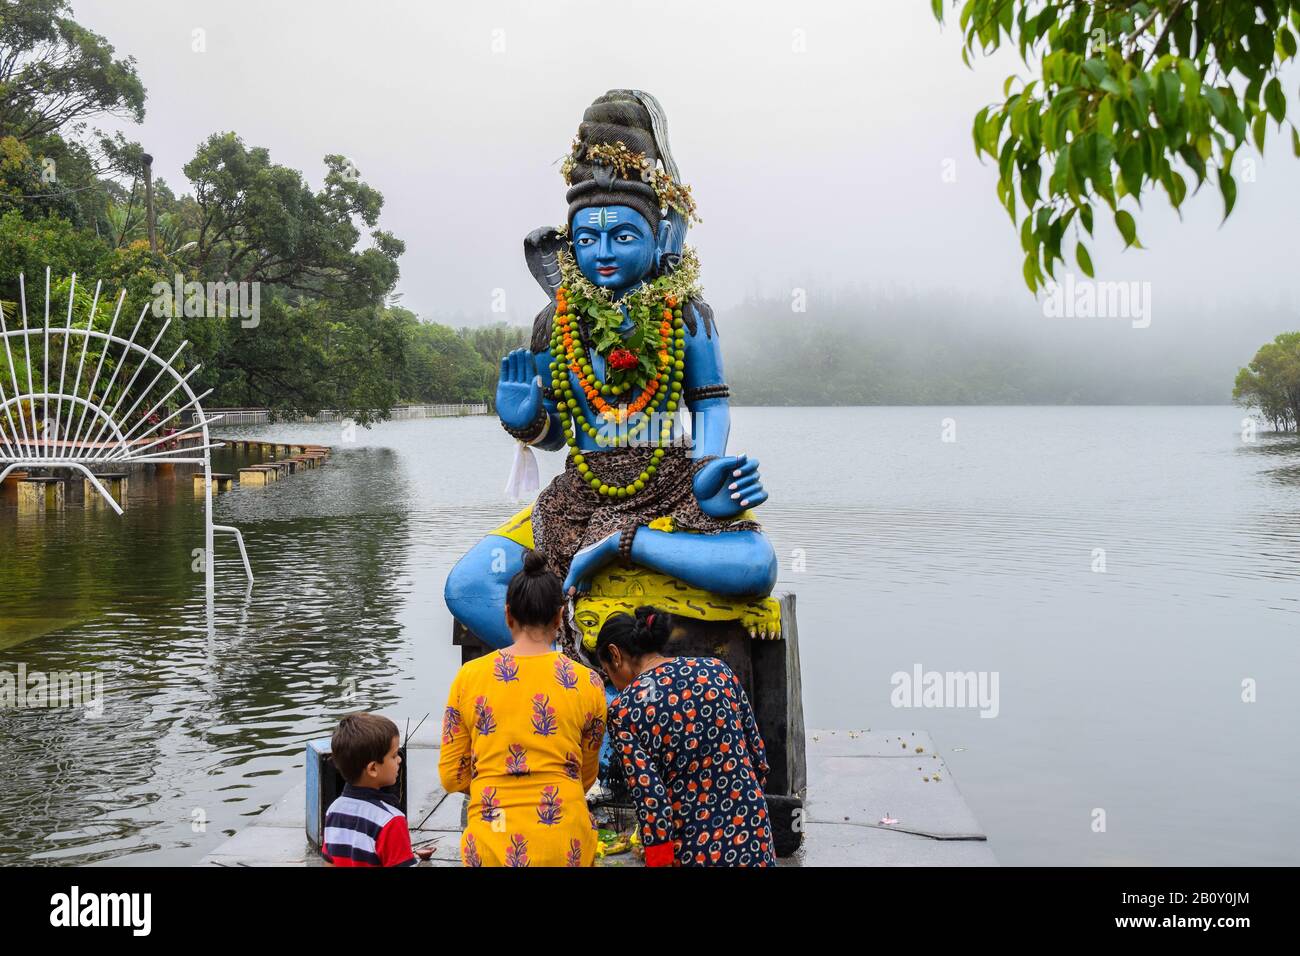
[[487, 505, 784, 652]]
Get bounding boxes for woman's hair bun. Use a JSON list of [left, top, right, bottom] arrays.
[[522, 548, 548, 575], [593, 605, 670, 664], [506, 548, 563, 628], [631, 605, 669, 654]]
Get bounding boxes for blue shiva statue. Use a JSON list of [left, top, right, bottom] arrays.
[[445, 89, 781, 656]]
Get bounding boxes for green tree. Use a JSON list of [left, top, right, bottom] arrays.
[[934, 1, 1300, 290], [1234, 332, 1300, 430], [183, 133, 402, 305], [459, 321, 528, 407], [390, 309, 510, 404], [0, 0, 145, 144], [199, 298, 407, 426], [0, 207, 107, 287], [0, 0, 148, 223]]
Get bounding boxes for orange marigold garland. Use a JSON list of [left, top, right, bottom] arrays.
[[548, 248, 699, 499]]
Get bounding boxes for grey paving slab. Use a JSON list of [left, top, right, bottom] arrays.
[[595, 850, 645, 867], [199, 824, 317, 866], [412, 790, 465, 833], [788, 822, 997, 866], [405, 754, 443, 822], [409, 787, 464, 865], [250, 781, 307, 828], [804, 729, 985, 835], [411, 829, 462, 864], [805, 757, 985, 839]]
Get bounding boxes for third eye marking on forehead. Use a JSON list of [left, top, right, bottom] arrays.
[[586, 209, 620, 229]]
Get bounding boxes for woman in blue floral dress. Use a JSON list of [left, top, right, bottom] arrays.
[[591, 606, 776, 867]]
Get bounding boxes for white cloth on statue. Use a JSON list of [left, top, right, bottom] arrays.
[[505, 440, 540, 500]]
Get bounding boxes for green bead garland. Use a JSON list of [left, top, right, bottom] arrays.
[[550, 292, 688, 499]]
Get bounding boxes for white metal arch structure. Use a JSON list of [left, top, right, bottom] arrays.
[[0, 268, 253, 598]]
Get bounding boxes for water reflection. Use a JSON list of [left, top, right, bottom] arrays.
[[0, 444, 415, 865]]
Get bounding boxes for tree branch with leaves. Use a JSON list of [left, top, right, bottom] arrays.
[[934, 0, 1300, 290]]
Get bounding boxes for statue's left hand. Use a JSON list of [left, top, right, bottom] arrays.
[[564, 531, 620, 596], [693, 454, 768, 519]]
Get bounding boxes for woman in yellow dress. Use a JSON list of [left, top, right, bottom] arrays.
[[438, 548, 607, 866]]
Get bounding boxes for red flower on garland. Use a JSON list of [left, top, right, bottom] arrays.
[[607, 348, 638, 371]]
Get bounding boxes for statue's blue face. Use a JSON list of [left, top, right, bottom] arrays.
[[571, 205, 658, 297]]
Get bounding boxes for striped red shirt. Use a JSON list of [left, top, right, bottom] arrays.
[[323, 785, 415, 867]]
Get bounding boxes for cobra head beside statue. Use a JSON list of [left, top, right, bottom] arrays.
[[445, 90, 781, 655]]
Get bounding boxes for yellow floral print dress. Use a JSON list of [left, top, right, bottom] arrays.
[[438, 649, 607, 867]]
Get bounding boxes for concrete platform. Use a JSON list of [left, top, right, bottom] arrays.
[[198, 726, 994, 867], [784, 728, 995, 866]]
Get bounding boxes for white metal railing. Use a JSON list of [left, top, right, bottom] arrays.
[[180, 403, 488, 426], [0, 268, 253, 597], [195, 408, 269, 425], [298, 403, 488, 422]]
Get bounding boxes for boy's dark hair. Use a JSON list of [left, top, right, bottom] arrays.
[[331, 712, 399, 784], [505, 548, 564, 628]]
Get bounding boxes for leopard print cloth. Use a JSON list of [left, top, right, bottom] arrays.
[[533, 444, 761, 658]]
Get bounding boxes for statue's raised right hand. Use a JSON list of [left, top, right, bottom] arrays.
[[497, 347, 544, 430]]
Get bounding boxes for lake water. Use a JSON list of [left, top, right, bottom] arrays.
[[2, 406, 1298, 866]]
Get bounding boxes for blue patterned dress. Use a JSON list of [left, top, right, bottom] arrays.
[[608, 656, 776, 867]]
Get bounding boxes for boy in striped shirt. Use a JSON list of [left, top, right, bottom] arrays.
[[323, 713, 416, 867]]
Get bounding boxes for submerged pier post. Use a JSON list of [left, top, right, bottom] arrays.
[[238, 465, 275, 487], [194, 473, 235, 495], [17, 477, 65, 514], [0, 470, 29, 505], [86, 474, 129, 509]]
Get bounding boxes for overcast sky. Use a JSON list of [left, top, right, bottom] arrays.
[[74, 0, 1299, 328]]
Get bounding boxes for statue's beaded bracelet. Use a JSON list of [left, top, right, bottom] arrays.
[[618, 525, 638, 566], [502, 404, 549, 443], [684, 383, 730, 403]]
